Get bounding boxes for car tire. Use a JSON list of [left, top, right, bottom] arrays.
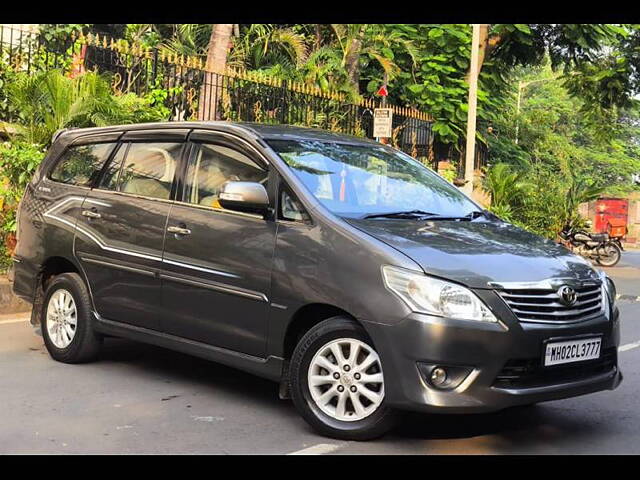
[[41, 272, 102, 364], [289, 316, 397, 441]]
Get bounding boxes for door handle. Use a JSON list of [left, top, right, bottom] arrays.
[[167, 225, 191, 235], [81, 210, 102, 219]]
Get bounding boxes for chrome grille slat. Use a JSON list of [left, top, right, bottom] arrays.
[[500, 289, 598, 300], [497, 282, 603, 324], [510, 304, 601, 318], [500, 292, 558, 300], [506, 297, 600, 309]]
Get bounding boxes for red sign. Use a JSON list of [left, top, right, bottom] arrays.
[[377, 85, 388, 97]]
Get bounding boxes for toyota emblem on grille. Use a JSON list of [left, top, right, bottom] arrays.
[[558, 285, 577, 306]]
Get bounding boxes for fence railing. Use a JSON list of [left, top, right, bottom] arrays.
[[0, 24, 488, 173]]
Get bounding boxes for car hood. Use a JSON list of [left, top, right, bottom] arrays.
[[346, 218, 600, 289]]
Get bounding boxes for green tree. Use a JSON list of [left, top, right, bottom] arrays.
[[483, 61, 640, 238]]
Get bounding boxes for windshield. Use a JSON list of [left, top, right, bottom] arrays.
[[268, 139, 479, 218]]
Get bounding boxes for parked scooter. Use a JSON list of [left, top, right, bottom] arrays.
[[559, 222, 622, 267]]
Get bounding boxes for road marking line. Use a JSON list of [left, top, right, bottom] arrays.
[[619, 341, 640, 352], [616, 294, 640, 302], [0, 318, 29, 325], [288, 443, 342, 455]]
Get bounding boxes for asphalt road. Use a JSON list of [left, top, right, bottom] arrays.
[[607, 250, 640, 297], [1, 257, 639, 454]]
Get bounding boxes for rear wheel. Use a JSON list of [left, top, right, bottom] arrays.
[[41, 273, 102, 363], [596, 243, 622, 267], [289, 317, 397, 440]]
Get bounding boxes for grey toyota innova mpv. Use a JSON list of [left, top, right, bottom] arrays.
[[11, 121, 622, 440]]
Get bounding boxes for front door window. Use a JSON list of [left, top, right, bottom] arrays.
[[185, 143, 268, 209]]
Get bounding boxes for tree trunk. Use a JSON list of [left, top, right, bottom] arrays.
[[344, 26, 365, 94], [198, 24, 234, 121], [315, 24, 322, 50]]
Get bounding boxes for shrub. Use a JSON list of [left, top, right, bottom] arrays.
[[483, 163, 531, 218], [482, 163, 607, 240], [0, 141, 46, 270], [6, 69, 170, 145]]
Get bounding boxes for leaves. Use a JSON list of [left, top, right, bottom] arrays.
[[484, 59, 640, 238], [229, 25, 309, 72], [6, 69, 169, 145], [483, 163, 532, 212]]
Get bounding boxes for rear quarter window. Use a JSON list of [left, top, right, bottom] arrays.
[[49, 143, 116, 187]]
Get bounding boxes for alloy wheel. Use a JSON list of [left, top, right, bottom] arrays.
[[307, 338, 384, 422], [46, 289, 77, 349]]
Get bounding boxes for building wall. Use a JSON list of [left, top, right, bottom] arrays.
[[627, 193, 640, 247], [0, 24, 39, 46]]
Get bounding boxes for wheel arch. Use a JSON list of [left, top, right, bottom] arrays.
[[40, 255, 82, 289], [30, 255, 85, 328], [282, 303, 365, 361]]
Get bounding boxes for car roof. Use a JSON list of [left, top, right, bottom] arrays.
[[235, 122, 379, 145], [55, 121, 379, 147]]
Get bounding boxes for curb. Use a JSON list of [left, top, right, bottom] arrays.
[[0, 277, 30, 314]]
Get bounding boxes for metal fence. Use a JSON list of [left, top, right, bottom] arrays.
[[0, 24, 487, 172]]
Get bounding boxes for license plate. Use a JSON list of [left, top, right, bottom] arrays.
[[544, 337, 601, 366]]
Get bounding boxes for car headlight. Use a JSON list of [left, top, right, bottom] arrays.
[[598, 270, 616, 318], [382, 266, 498, 322]]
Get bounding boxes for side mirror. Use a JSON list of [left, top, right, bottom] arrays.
[[219, 181, 270, 215]]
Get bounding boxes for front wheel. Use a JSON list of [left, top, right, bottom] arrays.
[[289, 317, 397, 440], [596, 243, 622, 267]]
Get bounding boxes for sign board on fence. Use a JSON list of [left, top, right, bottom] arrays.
[[373, 108, 393, 138]]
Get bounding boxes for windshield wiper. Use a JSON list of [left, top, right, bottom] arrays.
[[464, 210, 488, 220], [363, 210, 438, 220], [364, 210, 488, 221], [419, 211, 488, 221]]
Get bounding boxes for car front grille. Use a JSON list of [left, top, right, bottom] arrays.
[[493, 348, 617, 389], [496, 282, 603, 323]]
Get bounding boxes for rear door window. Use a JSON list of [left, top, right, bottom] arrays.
[[49, 143, 117, 187], [99, 142, 183, 200], [98, 143, 129, 191]]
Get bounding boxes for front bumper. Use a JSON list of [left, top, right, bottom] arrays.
[[362, 300, 622, 414]]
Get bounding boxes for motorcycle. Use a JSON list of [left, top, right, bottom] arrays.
[[558, 225, 622, 267]]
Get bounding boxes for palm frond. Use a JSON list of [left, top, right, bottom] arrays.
[[270, 28, 309, 66], [6, 69, 140, 145], [161, 24, 211, 57], [366, 52, 398, 78]]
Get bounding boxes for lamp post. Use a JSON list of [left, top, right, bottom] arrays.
[[462, 24, 481, 196]]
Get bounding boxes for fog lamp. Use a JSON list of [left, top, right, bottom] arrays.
[[431, 367, 448, 386], [417, 363, 473, 391]]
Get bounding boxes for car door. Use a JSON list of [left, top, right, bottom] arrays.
[[160, 131, 277, 357], [74, 130, 189, 330], [32, 136, 120, 280]]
